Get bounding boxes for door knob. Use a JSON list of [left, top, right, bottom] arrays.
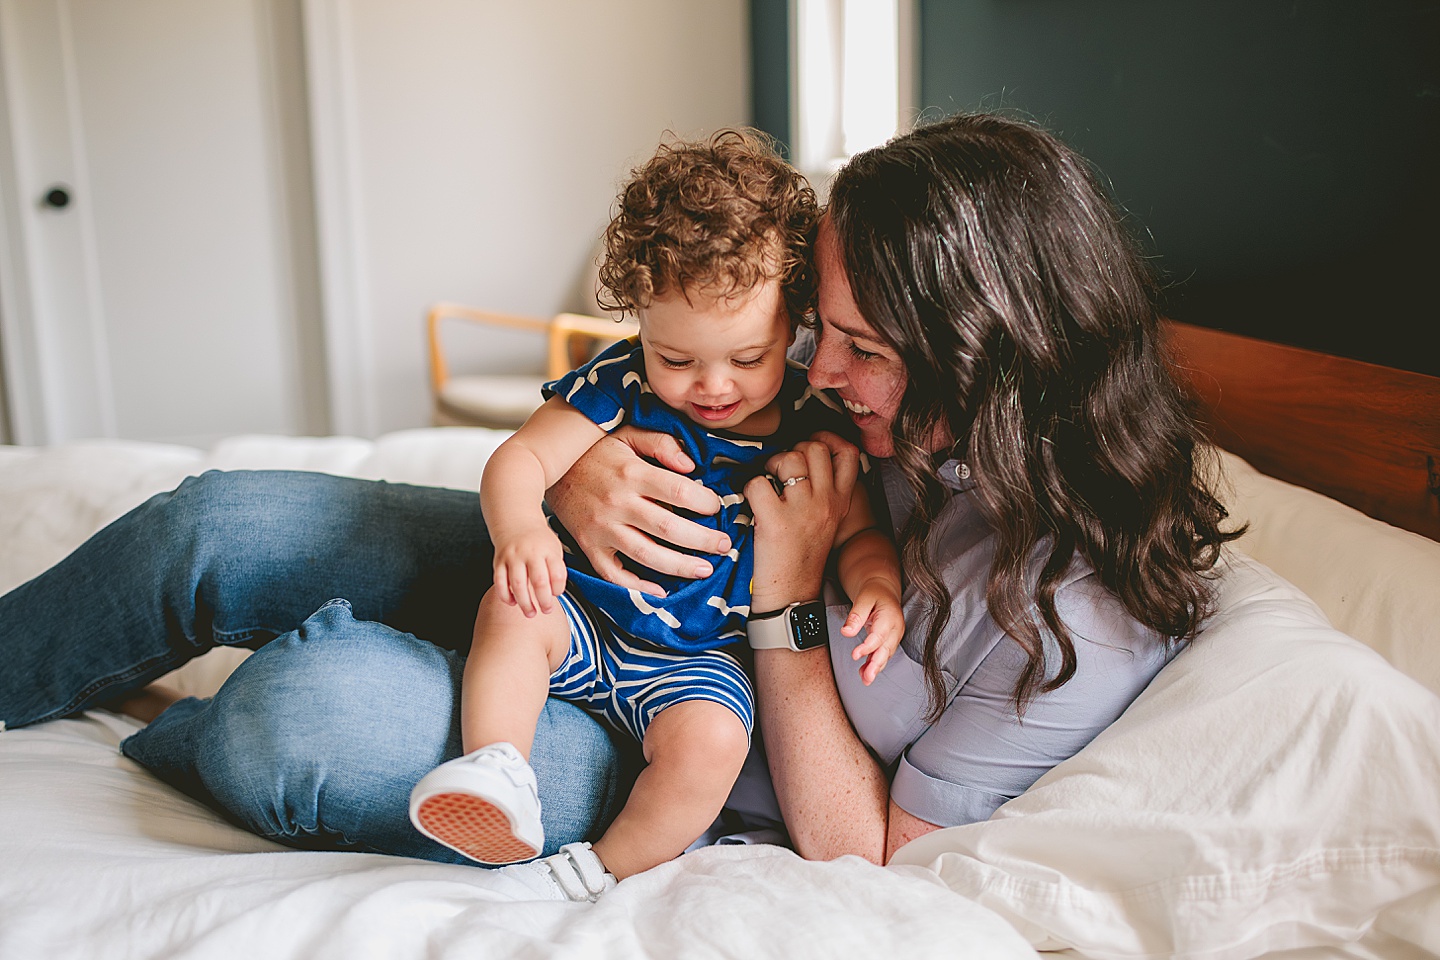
[[43, 185, 71, 209]]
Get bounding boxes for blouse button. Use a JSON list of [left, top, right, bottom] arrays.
[[953, 462, 971, 482]]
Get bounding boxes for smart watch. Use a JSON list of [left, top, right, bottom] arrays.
[[747, 600, 829, 651]]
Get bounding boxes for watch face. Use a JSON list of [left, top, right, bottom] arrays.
[[790, 603, 828, 649]]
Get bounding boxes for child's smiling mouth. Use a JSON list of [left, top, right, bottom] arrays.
[[690, 401, 742, 422]]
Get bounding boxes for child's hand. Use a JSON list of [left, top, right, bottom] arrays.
[[493, 526, 567, 618], [841, 580, 905, 685]]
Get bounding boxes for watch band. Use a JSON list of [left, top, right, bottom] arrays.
[[747, 600, 829, 651]]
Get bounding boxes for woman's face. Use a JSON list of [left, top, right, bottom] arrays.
[[807, 219, 909, 458]]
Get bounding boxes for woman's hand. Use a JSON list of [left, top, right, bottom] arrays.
[[744, 432, 862, 611], [547, 426, 729, 596]]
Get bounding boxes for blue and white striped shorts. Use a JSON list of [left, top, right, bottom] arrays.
[[549, 592, 754, 743]]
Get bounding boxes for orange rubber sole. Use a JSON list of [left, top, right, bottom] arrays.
[[414, 792, 539, 864]]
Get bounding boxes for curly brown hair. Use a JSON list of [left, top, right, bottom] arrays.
[[597, 128, 818, 322]]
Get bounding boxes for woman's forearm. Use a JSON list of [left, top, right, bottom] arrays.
[[746, 436, 888, 861], [753, 646, 889, 863]]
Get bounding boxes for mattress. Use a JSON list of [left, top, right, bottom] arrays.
[[2, 428, 1438, 960]]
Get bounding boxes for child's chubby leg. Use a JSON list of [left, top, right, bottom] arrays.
[[461, 585, 573, 754], [589, 700, 750, 880], [409, 585, 572, 864]]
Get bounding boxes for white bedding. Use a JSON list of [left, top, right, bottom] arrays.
[[2, 429, 1439, 960], [1, 713, 1031, 960]]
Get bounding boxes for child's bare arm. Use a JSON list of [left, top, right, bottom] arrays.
[[481, 395, 606, 616], [832, 483, 905, 686]]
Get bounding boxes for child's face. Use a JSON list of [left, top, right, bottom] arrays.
[[639, 278, 795, 434]]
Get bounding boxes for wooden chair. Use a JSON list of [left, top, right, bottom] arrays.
[[426, 302, 637, 428]]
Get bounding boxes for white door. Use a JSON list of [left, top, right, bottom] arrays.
[[0, 0, 324, 447]]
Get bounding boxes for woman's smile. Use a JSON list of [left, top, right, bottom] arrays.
[[841, 397, 875, 417], [806, 220, 909, 457]]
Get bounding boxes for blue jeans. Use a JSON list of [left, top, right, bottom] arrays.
[[0, 470, 635, 861]]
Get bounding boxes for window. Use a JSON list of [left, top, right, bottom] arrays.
[[791, 0, 915, 185]]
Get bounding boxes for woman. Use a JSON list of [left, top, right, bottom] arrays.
[[0, 112, 1237, 876], [567, 111, 1240, 861]]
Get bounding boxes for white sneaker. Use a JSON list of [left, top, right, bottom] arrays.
[[409, 742, 544, 864], [490, 842, 617, 902]]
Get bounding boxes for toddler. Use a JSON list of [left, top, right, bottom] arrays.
[[408, 129, 904, 901]]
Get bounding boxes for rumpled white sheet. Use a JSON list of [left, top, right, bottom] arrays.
[[0, 431, 1037, 958], [0, 713, 1035, 960], [891, 555, 1440, 960], [6, 430, 1440, 960]]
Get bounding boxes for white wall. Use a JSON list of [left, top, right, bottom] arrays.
[[0, 0, 750, 444], [0, 343, 9, 443], [309, 0, 751, 436]]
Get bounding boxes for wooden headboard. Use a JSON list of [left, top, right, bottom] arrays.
[[1163, 321, 1440, 543]]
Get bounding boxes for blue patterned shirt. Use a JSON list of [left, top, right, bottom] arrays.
[[543, 337, 855, 653]]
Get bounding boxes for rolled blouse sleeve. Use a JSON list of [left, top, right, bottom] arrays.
[[887, 574, 1177, 826]]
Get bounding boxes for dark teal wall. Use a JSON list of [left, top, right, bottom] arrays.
[[751, 0, 791, 155], [917, 0, 1439, 375]]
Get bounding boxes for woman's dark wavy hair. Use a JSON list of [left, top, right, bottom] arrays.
[[827, 112, 1243, 717]]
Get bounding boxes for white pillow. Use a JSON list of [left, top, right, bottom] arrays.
[[200, 427, 511, 492], [891, 554, 1440, 959], [1213, 449, 1440, 695]]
